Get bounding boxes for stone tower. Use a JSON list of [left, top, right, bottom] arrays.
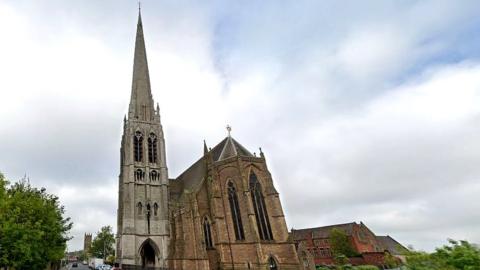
[[116, 11, 169, 270], [83, 233, 92, 253]]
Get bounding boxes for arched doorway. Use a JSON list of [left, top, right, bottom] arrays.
[[140, 241, 156, 268], [268, 256, 278, 270]]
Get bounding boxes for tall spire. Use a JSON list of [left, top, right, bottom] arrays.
[[128, 9, 155, 121]]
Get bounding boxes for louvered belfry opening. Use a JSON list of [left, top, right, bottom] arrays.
[[134, 131, 143, 162], [148, 133, 157, 163]]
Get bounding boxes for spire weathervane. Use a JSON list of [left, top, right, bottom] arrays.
[[138, 0, 141, 11], [226, 125, 232, 137]]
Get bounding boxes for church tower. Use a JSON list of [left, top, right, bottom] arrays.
[[117, 10, 169, 270]]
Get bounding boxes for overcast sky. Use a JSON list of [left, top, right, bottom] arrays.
[[1, 0, 480, 252]]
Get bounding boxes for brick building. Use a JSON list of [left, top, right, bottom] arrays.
[[116, 10, 300, 270], [291, 222, 407, 268]]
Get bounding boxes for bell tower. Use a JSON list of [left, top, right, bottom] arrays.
[[116, 10, 169, 270]]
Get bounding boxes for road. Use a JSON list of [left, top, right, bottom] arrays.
[[66, 263, 90, 270]]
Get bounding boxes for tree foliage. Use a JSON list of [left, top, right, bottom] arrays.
[[406, 239, 480, 270], [91, 226, 115, 259], [0, 174, 72, 270], [329, 228, 358, 258]]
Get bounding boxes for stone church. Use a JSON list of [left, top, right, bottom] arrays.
[[116, 11, 300, 270]]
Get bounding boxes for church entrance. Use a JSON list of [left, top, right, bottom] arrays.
[[268, 256, 278, 270], [140, 241, 156, 268]]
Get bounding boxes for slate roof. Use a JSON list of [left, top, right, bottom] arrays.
[[291, 222, 356, 240], [376, 235, 409, 255], [169, 136, 253, 200]]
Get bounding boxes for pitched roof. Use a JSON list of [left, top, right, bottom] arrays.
[[170, 136, 254, 201], [291, 222, 356, 240], [217, 136, 253, 161], [376, 236, 409, 255]]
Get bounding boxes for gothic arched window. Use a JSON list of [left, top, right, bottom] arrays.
[[134, 131, 143, 162], [135, 169, 145, 181], [227, 181, 245, 240], [203, 216, 214, 249], [148, 133, 158, 163], [249, 172, 273, 240], [153, 203, 158, 216], [268, 256, 278, 270], [137, 202, 143, 215], [150, 170, 158, 181]]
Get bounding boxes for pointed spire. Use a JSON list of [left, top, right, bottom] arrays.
[[128, 9, 155, 121], [203, 140, 208, 155]]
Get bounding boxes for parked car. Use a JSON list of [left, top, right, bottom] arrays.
[[72, 262, 78, 268], [95, 264, 111, 270]]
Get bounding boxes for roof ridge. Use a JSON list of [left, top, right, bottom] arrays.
[[293, 222, 357, 232]]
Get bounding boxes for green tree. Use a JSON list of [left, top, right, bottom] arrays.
[[0, 175, 72, 270], [405, 249, 453, 270], [329, 228, 358, 258], [405, 239, 480, 270], [383, 252, 400, 268], [91, 226, 115, 260]]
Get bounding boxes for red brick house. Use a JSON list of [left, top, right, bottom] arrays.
[[291, 222, 407, 268]]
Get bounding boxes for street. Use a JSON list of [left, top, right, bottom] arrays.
[[65, 263, 90, 270]]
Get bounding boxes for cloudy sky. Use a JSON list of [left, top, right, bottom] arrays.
[[1, 0, 480, 252]]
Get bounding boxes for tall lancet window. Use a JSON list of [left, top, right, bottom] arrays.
[[249, 172, 273, 240], [227, 181, 245, 240], [148, 133, 158, 163], [203, 216, 214, 249], [134, 131, 143, 162]]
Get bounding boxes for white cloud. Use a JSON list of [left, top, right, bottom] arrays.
[[1, 1, 480, 252]]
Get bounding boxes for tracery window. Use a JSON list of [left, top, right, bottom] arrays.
[[134, 131, 143, 162], [148, 133, 158, 163], [137, 202, 143, 215], [153, 203, 158, 216], [227, 181, 245, 240], [135, 169, 145, 181], [249, 172, 273, 240], [203, 216, 214, 249], [150, 170, 159, 181]]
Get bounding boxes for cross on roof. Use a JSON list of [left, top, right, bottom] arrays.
[[226, 125, 232, 136]]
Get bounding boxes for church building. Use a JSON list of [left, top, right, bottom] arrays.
[[116, 10, 300, 270]]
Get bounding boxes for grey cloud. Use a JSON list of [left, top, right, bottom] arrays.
[[1, 0, 480, 252]]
